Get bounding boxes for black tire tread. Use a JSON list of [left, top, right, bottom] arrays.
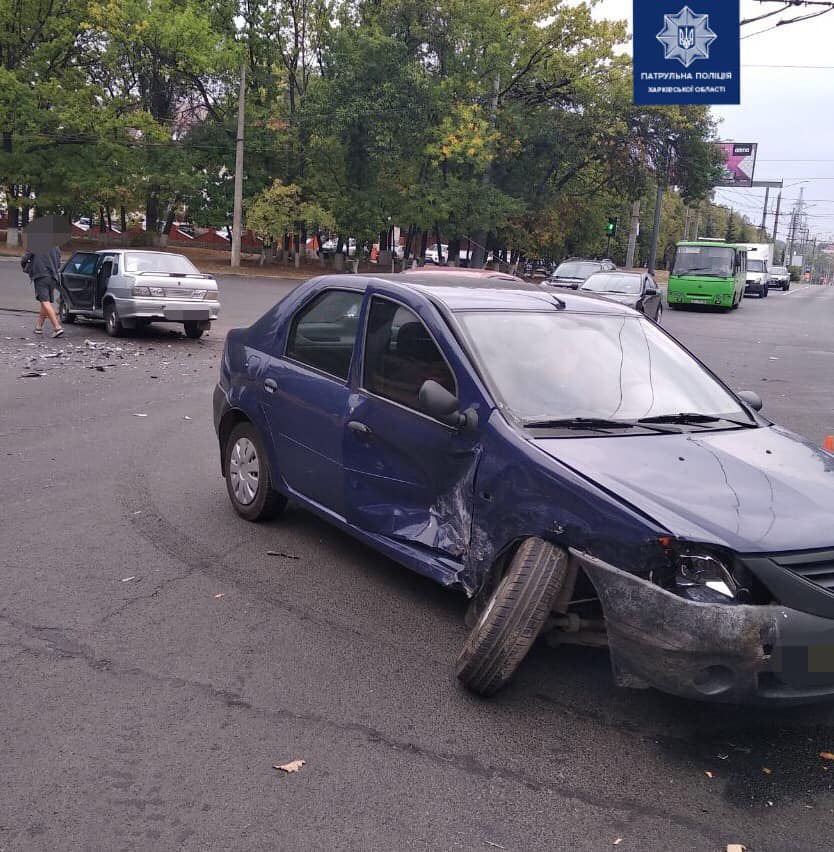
[[456, 538, 569, 696]]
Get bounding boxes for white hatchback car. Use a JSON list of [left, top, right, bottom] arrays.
[[57, 250, 220, 338]]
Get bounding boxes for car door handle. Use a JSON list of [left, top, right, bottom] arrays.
[[264, 378, 278, 394], [347, 420, 372, 437]]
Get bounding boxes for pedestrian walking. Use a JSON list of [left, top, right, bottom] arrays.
[[21, 244, 64, 337]]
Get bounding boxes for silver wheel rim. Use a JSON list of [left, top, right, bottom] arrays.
[[229, 437, 260, 505], [107, 308, 115, 330]]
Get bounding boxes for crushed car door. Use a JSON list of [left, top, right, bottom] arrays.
[[343, 292, 482, 565]]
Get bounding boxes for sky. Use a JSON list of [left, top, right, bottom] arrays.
[[590, 0, 834, 245]]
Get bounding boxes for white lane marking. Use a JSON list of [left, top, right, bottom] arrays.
[[780, 285, 829, 296]]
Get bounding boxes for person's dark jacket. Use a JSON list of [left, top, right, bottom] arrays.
[[21, 247, 61, 284]]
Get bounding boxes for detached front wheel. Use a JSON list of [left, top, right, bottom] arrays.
[[57, 292, 76, 324], [456, 537, 569, 696]]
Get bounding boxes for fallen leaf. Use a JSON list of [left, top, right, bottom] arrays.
[[762, 767, 772, 775], [213, 593, 225, 599], [820, 752, 834, 760], [273, 759, 306, 773], [705, 771, 714, 779]]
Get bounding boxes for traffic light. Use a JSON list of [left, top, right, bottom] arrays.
[[606, 216, 618, 237]]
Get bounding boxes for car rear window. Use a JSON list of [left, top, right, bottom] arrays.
[[285, 289, 363, 380], [124, 252, 199, 274], [363, 297, 456, 413]]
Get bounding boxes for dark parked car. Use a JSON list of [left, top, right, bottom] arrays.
[[580, 271, 662, 322], [214, 271, 834, 704], [545, 258, 615, 289]]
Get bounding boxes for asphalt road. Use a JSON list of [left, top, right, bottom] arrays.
[[2, 259, 834, 852]]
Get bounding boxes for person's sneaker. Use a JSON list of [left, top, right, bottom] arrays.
[[34, 327, 43, 335], [52, 328, 64, 338]]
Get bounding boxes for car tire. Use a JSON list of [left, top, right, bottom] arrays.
[[762, 285, 768, 298], [784, 283, 790, 291], [57, 292, 76, 324], [104, 302, 124, 337], [184, 322, 205, 340], [224, 422, 287, 522], [456, 537, 569, 696]]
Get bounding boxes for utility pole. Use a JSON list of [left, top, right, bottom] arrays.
[[647, 144, 671, 275], [787, 186, 803, 268], [625, 200, 640, 269], [231, 62, 246, 268], [772, 191, 782, 257], [693, 202, 701, 240], [758, 187, 770, 240]]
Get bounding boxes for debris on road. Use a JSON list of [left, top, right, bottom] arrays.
[[762, 767, 772, 775], [213, 593, 225, 599], [485, 842, 506, 850], [132, 413, 148, 417], [183, 416, 192, 421], [726, 845, 747, 852], [819, 751, 834, 760], [19, 371, 46, 378], [705, 771, 714, 779], [121, 576, 137, 583], [267, 550, 300, 560], [273, 759, 306, 774], [613, 840, 622, 847]]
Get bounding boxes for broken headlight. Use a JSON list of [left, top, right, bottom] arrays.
[[674, 552, 736, 599], [654, 539, 744, 603]]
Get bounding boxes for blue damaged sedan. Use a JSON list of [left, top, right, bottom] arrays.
[[213, 271, 834, 704]]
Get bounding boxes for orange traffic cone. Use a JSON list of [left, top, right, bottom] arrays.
[[825, 436, 834, 453]]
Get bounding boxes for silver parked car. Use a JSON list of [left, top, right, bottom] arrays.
[[56, 250, 220, 339]]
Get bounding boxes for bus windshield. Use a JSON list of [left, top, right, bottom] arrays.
[[672, 245, 735, 278]]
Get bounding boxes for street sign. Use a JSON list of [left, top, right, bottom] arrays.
[[633, 0, 740, 105]]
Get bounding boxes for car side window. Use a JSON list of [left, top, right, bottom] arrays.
[[68, 253, 98, 276], [285, 289, 363, 381], [363, 297, 456, 412]]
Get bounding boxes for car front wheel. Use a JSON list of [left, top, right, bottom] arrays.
[[456, 537, 569, 696], [57, 292, 76, 324], [224, 422, 287, 522]]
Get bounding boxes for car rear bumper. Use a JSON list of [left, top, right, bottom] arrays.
[[571, 549, 834, 705], [113, 295, 221, 322]]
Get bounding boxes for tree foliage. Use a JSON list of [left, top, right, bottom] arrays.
[[1, 0, 760, 260]]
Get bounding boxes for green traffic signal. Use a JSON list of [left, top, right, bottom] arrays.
[[606, 216, 618, 236]]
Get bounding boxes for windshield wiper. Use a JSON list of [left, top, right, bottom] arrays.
[[638, 412, 755, 428], [524, 417, 638, 430]]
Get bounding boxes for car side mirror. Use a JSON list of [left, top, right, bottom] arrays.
[[418, 380, 477, 430], [737, 390, 763, 412]]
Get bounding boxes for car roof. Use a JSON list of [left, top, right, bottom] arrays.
[[313, 272, 637, 315]]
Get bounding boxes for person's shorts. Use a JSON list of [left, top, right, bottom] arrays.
[[33, 279, 55, 303]]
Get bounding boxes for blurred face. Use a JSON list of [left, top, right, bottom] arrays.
[[22, 215, 72, 253]]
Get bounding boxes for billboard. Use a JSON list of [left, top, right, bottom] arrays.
[[716, 142, 758, 187], [633, 0, 740, 105]]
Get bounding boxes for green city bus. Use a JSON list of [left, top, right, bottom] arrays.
[[667, 239, 747, 310]]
